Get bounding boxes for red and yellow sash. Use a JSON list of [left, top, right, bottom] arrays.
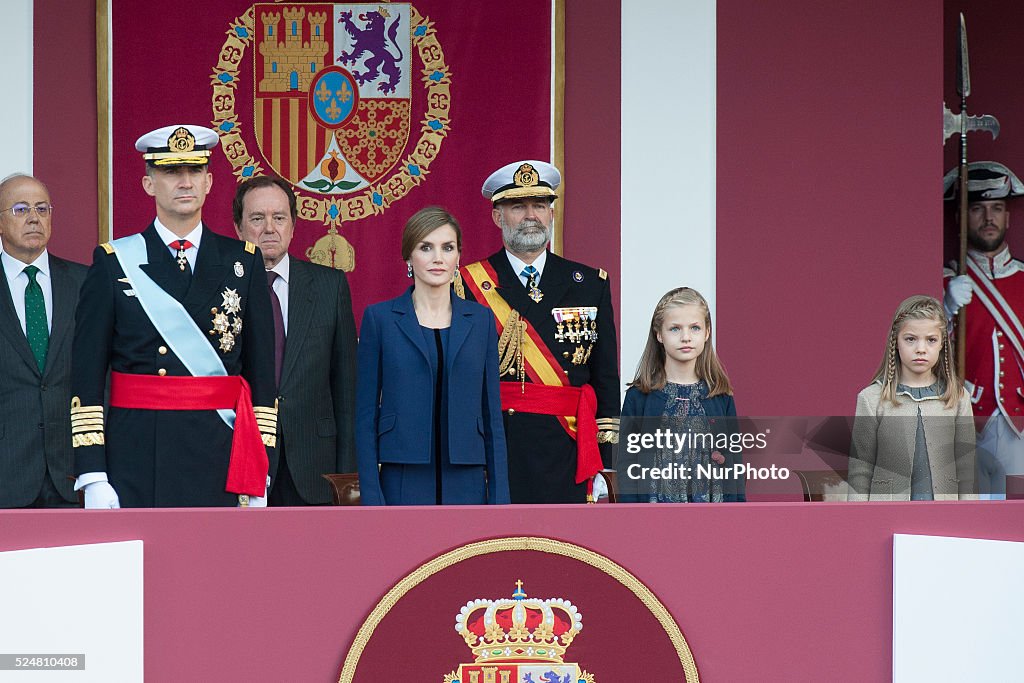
[[462, 261, 602, 484]]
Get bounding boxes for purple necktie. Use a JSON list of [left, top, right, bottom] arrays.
[[266, 270, 285, 386]]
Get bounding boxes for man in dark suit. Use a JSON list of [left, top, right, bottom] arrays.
[[72, 124, 277, 508], [233, 175, 357, 505], [0, 174, 86, 508], [460, 161, 620, 504]]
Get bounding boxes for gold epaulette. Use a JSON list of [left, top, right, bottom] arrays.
[[244, 241, 256, 254], [596, 416, 619, 444], [598, 268, 608, 280], [254, 401, 278, 448], [70, 396, 105, 447], [100, 243, 114, 255]]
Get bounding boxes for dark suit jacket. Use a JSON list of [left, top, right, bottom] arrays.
[[72, 224, 277, 507], [275, 257, 357, 504], [0, 253, 87, 507], [355, 288, 509, 505]]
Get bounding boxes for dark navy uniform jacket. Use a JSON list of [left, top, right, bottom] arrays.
[[71, 224, 277, 507], [462, 250, 620, 504]]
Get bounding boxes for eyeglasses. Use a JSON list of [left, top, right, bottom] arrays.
[[3, 203, 54, 218]]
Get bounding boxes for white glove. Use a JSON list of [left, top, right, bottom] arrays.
[[592, 473, 609, 501], [84, 481, 120, 509], [238, 476, 270, 507], [944, 274, 973, 318]]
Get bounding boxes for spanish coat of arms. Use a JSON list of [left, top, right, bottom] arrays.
[[211, 2, 451, 271], [443, 581, 596, 683]]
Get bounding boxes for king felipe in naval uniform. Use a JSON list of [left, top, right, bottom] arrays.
[[71, 124, 278, 508], [459, 161, 620, 503]]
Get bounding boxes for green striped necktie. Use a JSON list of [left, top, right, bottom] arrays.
[[23, 265, 48, 372]]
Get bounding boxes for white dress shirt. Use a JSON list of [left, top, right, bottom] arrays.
[[153, 219, 203, 271], [2, 248, 53, 333], [505, 249, 548, 288]]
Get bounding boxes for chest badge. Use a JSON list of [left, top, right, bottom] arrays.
[[209, 288, 244, 353], [222, 288, 242, 314], [552, 306, 598, 365], [234, 261, 244, 278]]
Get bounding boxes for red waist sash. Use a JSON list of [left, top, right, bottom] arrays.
[[500, 382, 602, 484], [110, 371, 268, 496]]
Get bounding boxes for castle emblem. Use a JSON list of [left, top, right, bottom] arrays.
[[211, 2, 452, 272], [443, 581, 596, 683]]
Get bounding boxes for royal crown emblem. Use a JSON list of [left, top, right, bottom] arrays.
[[167, 127, 196, 152], [513, 163, 539, 189], [444, 581, 595, 683]]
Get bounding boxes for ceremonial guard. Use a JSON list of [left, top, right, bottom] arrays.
[[459, 161, 619, 503], [71, 124, 278, 508], [943, 161, 1024, 497]]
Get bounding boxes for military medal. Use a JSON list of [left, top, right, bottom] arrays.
[[221, 289, 242, 314], [172, 239, 193, 272], [234, 261, 244, 277], [210, 288, 244, 353], [552, 307, 598, 365], [211, 311, 230, 334], [525, 270, 543, 303]]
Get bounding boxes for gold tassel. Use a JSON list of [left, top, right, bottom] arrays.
[[497, 310, 526, 391]]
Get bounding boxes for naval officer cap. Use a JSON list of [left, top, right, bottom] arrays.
[[943, 161, 1024, 202], [482, 160, 560, 204], [135, 124, 219, 167]]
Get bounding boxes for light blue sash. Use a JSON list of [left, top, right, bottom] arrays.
[[110, 234, 235, 429]]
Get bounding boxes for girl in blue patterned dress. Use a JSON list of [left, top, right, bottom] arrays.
[[621, 287, 742, 502]]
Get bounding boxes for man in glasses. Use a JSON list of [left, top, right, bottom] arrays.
[[0, 173, 87, 508]]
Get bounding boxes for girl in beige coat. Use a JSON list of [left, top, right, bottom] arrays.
[[849, 296, 975, 501]]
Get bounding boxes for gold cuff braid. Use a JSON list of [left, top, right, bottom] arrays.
[[71, 397, 105, 445], [596, 417, 619, 444], [72, 432, 105, 448]]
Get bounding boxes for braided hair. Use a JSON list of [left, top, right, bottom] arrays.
[[871, 295, 961, 408]]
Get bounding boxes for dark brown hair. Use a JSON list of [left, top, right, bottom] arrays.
[[232, 175, 297, 226], [401, 206, 462, 261]]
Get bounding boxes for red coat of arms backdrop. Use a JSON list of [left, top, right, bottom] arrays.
[[108, 0, 554, 323]]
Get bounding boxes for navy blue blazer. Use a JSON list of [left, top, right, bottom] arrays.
[[355, 288, 510, 505], [620, 385, 745, 502]]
